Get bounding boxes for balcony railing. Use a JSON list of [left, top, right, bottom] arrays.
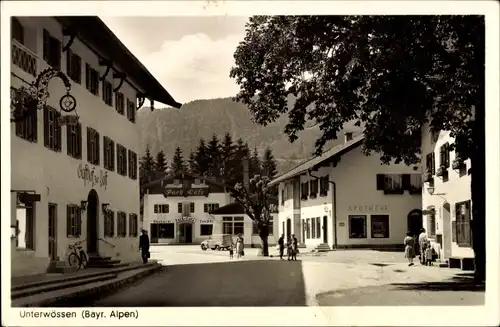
[[12, 40, 37, 76]]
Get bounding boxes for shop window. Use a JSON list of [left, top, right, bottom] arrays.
[[128, 150, 138, 180], [311, 218, 316, 238], [16, 204, 35, 250], [66, 49, 81, 84], [85, 64, 99, 95], [117, 211, 127, 237], [371, 215, 389, 238], [223, 216, 244, 235], [309, 179, 318, 198], [152, 223, 175, 238], [43, 106, 62, 152], [66, 205, 82, 237], [104, 210, 115, 237], [67, 123, 82, 159], [302, 220, 306, 242], [455, 201, 472, 247], [349, 215, 367, 238], [306, 218, 311, 239], [316, 217, 321, 239], [87, 127, 100, 165], [129, 213, 138, 237], [103, 136, 115, 171], [154, 204, 169, 214], [115, 92, 125, 115], [102, 80, 113, 106], [200, 224, 213, 236], [43, 29, 61, 69]]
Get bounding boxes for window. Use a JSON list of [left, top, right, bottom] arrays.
[[11, 18, 24, 44], [87, 127, 100, 165], [48, 203, 57, 259], [102, 80, 113, 106], [13, 89, 38, 142], [103, 136, 115, 171], [309, 179, 318, 198], [252, 218, 274, 235], [85, 64, 99, 95], [154, 204, 169, 214], [115, 92, 125, 114], [204, 203, 219, 213], [316, 217, 321, 239], [349, 215, 367, 238], [281, 189, 285, 205], [301, 182, 309, 200], [222, 216, 244, 235], [427, 209, 436, 238], [117, 144, 127, 176], [306, 218, 311, 239], [376, 174, 403, 194], [104, 210, 115, 237], [16, 204, 35, 250], [66, 205, 82, 237], [128, 150, 137, 180], [66, 50, 81, 84], [190, 202, 195, 213], [43, 106, 61, 152], [43, 29, 61, 69], [152, 223, 175, 239], [117, 211, 127, 237], [127, 99, 136, 123], [66, 123, 82, 159], [409, 174, 422, 194], [371, 215, 389, 238], [455, 201, 472, 247], [426, 152, 436, 174], [440, 143, 450, 168], [319, 176, 329, 197], [177, 203, 183, 213], [129, 213, 138, 237], [200, 224, 213, 236], [311, 218, 316, 238], [302, 220, 306, 242]]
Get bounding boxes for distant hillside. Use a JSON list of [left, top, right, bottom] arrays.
[[137, 97, 361, 173]]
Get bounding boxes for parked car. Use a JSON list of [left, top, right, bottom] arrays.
[[201, 234, 233, 251]]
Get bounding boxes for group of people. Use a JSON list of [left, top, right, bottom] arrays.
[[278, 234, 299, 261], [404, 228, 435, 266], [228, 234, 245, 259]]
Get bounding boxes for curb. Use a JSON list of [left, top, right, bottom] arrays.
[[22, 264, 163, 307]]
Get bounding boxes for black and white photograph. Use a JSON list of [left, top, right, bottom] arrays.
[[1, 1, 499, 326]]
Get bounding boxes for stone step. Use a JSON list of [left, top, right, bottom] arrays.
[[12, 263, 163, 307], [87, 259, 121, 265], [87, 256, 112, 261], [87, 263, 128, 269], [11, 273, 118, 299]]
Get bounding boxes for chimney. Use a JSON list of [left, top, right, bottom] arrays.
[[344, 132, 353, 143], [243, 156, 250, 190]]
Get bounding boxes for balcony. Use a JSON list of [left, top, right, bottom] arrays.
[[12, 40, 37, 77]]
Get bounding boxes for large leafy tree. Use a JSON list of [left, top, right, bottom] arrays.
[[139, 144, 157, 187], [230, 15, 485, 281], [171, 146, 187, 175]]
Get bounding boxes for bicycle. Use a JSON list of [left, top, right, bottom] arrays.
[[68, 240, 88, 270]]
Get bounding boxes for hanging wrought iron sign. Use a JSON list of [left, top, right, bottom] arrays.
[[11, 67, 78, 123]]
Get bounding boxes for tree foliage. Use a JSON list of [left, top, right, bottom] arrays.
[[139, 144, 156, 187], [171, 145, 187, 175], [206, 133, 222, 180], [230, 15, 485, 279], [193, 138, 210, 176], [261, 147, 278, 179], [155, 150, 168, 176]]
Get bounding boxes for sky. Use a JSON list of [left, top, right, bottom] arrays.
[[101, 16, 250, 106]]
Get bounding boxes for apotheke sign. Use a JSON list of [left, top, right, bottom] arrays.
[[175, 217, 196, 224], [163, 187, 209, 198], [348, 205, 388, 213]]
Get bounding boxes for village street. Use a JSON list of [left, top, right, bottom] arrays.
[[77, 246, 484, 306]]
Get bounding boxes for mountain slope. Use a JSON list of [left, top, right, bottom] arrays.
[[137, 97, 361, 173]]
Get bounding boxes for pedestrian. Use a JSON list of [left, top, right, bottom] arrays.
[[286, 236, 292, 261], [278, 234, 285, 260], [291, 234, 298, 261], [236, 234, 244, 259], [404, 231, 415, 266], [229, 242, 234, 260], [425, 239, 434, 266], [139, 229, 150, 264], [418, 228, 429, 265]]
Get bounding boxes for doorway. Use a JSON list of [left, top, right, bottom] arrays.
[[442, 203, 452, 260], [48, 203, 57, 261], [322, 215, 328, 243], [178, 223, 193, 243], [87, 189, 99, 254], [407, 209, 423, 236], [286, 218, 291, 237]]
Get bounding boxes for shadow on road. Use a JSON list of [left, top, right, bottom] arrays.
[[76, 260, 307, 307], [391, 271, 485, 292]]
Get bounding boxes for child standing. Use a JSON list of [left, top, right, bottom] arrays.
[[425, 240, 433, 266], [229, 243, 234, 259]]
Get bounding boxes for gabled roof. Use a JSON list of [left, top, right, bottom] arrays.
[[269, 134, 365, 186], [55, 16, 181, 109]]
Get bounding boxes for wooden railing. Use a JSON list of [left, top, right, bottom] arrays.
[[11, 40, 37, 76]]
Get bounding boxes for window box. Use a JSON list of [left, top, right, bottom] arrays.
[[436, 165, 448, 178], [452, 158, 465, 170]]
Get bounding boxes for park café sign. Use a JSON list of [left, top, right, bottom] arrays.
[[163, 187, 209, 198]]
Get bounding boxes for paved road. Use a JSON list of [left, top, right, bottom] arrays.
[[83, 245, 484, 307]]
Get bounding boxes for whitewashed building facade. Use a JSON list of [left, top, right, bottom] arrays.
[[10, 16, 180, 277], [270, 133, 423, 250]]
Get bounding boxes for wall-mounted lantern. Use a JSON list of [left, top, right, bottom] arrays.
[[80, 200, 88, 212], [101, 203, 110, 213]]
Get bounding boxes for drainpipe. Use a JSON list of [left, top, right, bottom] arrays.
[[308, 170, 338, 249]]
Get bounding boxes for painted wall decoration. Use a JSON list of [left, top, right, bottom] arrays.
[[163, 187, 209, 198], [77, 163, 108, 189]]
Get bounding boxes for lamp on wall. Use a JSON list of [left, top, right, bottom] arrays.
[[80, 200, 88, 212], [427, 186, 446, 197], [101, 203, 110, 213]]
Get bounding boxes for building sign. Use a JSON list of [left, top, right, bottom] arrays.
[[200, 219, 214, 224], [339, 222, 345, 227], [77, 163, 108, 189], [175, 217, 196, 224], [163, 187, 209, 198], [152, 220, 173, 224], [348, 205, 388, 213]]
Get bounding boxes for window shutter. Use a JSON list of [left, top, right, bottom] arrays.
[[77, 210, 82, 236], [66, 123, 71, 155], [191, 202, 195, 213], [56, 114, 61, 151], [66, 50, 72, 75], [66, 206, 72, 236], [96, 132, 100, 165], [376, 174, 385, 190], [305, 181, 309, 196], [204, 203, 208, 212], [110, 212, 115, 237], [431, 152, 436, 174], [402, 174, 411, 190], [129, 214, 132, 236]]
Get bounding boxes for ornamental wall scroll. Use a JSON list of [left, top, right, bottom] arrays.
[[11, 67, 78, 123]]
